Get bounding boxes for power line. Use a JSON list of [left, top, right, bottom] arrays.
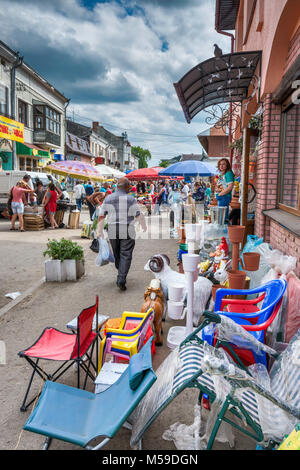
[[67, 111, 197, 139]]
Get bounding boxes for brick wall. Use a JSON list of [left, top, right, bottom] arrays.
[[253, 25, 300, 277]]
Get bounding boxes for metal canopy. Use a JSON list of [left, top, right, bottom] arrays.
[[174, 50, 261, 123]]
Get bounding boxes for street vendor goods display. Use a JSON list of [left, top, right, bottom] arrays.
[[144, 254, 212, 327]]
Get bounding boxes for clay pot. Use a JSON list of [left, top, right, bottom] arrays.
[[212, 284, 227, 302], [228, 270, 246, 290], [230, 200, 241, 209], [227, 225, 245, 243], [177, 226, 186, 244], [209, 199, 218, 207], [243, 252, 260, 271]]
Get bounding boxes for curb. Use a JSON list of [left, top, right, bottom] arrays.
[[0, 277, 45, 321]]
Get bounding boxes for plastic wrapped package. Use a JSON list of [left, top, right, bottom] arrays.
[[162, 404, 204, 450], [285, 273, 300, 342], [95, 238, 115, 266], [215, 315, 277, 357], [130, 347, 182, 446]]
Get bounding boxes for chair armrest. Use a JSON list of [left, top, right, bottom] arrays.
[[220, 293, 266, 309]]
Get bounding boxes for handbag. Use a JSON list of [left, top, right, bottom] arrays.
[[89, 238, 99, 253]]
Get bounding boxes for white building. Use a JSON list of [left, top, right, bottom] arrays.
[[0, 40, 69, 171]]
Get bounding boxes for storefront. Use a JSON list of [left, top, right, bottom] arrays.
[[0, 114, 24, 170], [16, 141, 51, 171]]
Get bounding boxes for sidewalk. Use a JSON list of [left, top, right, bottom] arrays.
[[0, 209, 254, 450]]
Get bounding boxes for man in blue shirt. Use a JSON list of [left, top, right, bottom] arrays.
[[85, 180, 95, 220]]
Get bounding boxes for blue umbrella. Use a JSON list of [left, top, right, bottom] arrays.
[[158, 160, 218, 177]]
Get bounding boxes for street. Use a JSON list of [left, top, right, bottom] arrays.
[[0, 209, 254, 450]]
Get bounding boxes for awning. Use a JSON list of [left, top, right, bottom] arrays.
[[16, 142, 50, 158], [174, 50, 261, 123]]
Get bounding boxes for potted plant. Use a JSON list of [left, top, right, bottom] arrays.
[[43, 238, 85, 282]]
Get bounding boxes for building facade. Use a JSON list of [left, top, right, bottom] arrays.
[[217, 0, 300, 274], [92, 122, 131, 171], [0, 40, 69, 171]]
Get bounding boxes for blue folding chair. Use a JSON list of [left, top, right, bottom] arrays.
[[202, 279, 287, 368], [23, 339, 156, 450]]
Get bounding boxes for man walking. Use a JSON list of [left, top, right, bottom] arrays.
[[97, 177, 147, 291], [74, 180, 85, 211]]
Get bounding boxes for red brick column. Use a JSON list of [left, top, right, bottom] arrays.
[[254, 94, 281, 242]]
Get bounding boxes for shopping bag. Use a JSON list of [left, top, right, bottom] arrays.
[[90, 238, 99, 253], [95, 238, 115, 266]]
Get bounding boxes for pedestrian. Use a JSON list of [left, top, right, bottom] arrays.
[[85, 180, 95, 220], [42, 182, 59, 229], [97, 177, 147, 291], [60, 178, 66, 190], [74, 180, 86, 211], [86, 190, 105, 221], [215, 158, 235, 222], [154, 182, 167, 215], [35, 180, 45, 206], [9, 181, 36, 231]]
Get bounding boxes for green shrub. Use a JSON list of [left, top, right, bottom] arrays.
[[43, 238, 84, 262]]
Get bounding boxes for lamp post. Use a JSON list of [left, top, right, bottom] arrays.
[[10, 52, 23, 170]]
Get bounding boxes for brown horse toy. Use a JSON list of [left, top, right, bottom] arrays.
[[141, 279, 165, 346]]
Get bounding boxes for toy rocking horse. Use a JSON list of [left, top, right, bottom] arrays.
[[141, 279, 165, 346]]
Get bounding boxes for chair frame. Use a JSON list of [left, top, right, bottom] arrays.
[[19, 296, 100, 412], [99, 309, 154, 371]]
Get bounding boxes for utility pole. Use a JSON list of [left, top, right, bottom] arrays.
[[10, 52, 23, 170]]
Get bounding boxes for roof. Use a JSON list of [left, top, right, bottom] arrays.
[[0, 40, 69, 104], [66, 132, 93, 158], [174, 50, 261, 123], [215, 0, 240, 31], [180, 154, 203, 161]]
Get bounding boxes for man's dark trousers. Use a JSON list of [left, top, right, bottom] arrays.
[[108, 225, 135, 285]]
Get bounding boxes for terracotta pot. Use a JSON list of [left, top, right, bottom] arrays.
[[177, 226, 186, 244], [228, 270, 246, 290], [230, 200, 241, 209], [212, 284, 227, 302], [227, 225, 245, 243], [209, 199, 218, 207], [243, 252, 260, 271]]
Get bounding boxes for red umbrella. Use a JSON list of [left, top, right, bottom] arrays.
[[126, 167, 164, 180], [126, 166, 183, 180]]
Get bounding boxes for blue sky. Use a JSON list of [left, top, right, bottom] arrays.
[[1, 0, 230, 165]]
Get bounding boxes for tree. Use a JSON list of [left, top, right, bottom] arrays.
[[159, 159, 170, 168], [131, 146, 152, 168]]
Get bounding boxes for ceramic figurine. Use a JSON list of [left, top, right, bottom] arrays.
[[140, 279, 165, 346]]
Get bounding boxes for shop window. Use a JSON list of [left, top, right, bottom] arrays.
[[19, 157, 25, 171], [18, 100, 28, 126], [278, 101, 300, 215], [0, 85, 8, 117]]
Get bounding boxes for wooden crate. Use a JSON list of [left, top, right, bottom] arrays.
[[68, 211, 80, 229], [24, 214, 45, 231], [55, 210, 65, 225]]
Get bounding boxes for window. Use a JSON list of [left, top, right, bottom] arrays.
[[19, 157, 25, 171], [278, 100, 300, 215], [33, 104, 61, 135], [0, 85, 8, 116], [18, 100, 28, 126]]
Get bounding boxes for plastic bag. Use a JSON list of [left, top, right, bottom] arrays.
[[95, 238, 115, 266]]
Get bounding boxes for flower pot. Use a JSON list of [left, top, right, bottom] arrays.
[[212, 284, 227, 302], [45, 259, 66, 282], [230, 200, 241, 209], [228, 270, 246, 290], [167, 300, 185, 320], [76, 259, 85, 279], [168, 284, 185, 302], [62, 259, 77, 281], [182, 253, 200, 272], [227, 225, 245, 243], [177, 226, 186, 244], [243, 252, 260, 271]]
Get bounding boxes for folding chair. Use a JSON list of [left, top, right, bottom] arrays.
[[200, 319, 300, 449], [23, 339, 156, 450], [202, 279, 287, 367], [98, 309, 154, 372], [19, 296, 100, 412]]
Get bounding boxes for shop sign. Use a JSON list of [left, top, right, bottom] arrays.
[[0, 115, 24, 143]]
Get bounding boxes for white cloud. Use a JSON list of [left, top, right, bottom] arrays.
[[0, 0, 231, 165]]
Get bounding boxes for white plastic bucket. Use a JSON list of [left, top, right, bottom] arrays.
[[167, 301, 185, 320], [168, 284, 185, 302], [182, 253, 200, 272]]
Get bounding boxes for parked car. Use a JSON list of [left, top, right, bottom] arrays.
[[0, 170, 61, 214]]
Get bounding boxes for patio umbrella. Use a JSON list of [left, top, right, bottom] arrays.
[[126, 167, 166, 180], [158, 160, 219, 177], [46, 161, 104, 182], [94, 164, 116, 178], [109, 168, 126, 178]]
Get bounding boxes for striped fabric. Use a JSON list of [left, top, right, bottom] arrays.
[[270, 329, 300, 409], [173, 342, 261, 425]]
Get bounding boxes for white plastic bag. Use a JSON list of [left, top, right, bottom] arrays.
[[95, 238, 115, 267]]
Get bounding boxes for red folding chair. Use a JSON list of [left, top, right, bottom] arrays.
[[19, 296, 100, 412]]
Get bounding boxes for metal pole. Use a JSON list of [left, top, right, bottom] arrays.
[[10, 53, 23, 170]]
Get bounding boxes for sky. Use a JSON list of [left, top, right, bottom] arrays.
[[0, 0, 231, 165]]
